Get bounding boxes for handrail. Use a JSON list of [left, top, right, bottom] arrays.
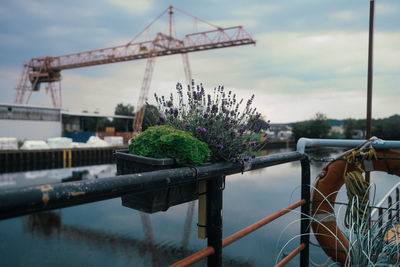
[[171, 199, 307, 267], [222, 199, 306, 247], [371, 181, 400, 218], [0, 151, 303, 220], [296, 137, 400, 154], [276, 243, 306, 267]]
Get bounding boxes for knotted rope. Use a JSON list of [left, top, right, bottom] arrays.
[[343, 147, 377, 228]]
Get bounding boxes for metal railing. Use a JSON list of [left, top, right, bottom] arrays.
[[371, 181, 400, 227], [0, 150, 311, 266], [1, 137, 399, 266]]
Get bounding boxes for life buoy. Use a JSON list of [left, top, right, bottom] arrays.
[[311, 148, 400, 264]]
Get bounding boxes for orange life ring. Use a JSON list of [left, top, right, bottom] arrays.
[[311, 148, 400, 264]]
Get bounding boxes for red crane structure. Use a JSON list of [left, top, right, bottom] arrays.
[[14, 6, 255, 134]]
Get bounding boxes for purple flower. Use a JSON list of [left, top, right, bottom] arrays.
[[251, 141, 257, 147], [159, 115, 165, 123], [204, 113, 209, 119], [218, 144, 223, 150], [244, 156, 250, 162], [196, 126, 202, 132], [185, 122, 190, 128], [167, 101, 173, 107], [201, 127, 207, 133], [173, 108, 178, 117], [211, 105, 218, 113]]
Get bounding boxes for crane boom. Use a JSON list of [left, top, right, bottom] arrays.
[[28, 26, 254, 72]]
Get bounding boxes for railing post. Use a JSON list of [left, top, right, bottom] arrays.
[[396, 188, 399, 221], [207, 175, 224, 267], [300, 157, 310, 267]]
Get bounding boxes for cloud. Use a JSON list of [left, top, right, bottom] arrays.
[[0, 67, 20, 104], [108, 0, 152, 15], [330, 10, 357, 21], [0, 33, 27, 47], [256, 31, 400, 78], [14, 0, 95, 20], [376, 2, 399, 15]]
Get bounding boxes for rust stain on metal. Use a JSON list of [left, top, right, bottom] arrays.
[[71, 192, 85, 197], [40, 185, 54, 192], [166, 178, 171, 184], [42, 193, 49, 205]]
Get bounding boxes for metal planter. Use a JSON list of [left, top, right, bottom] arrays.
[[115, 150, 198, 213]]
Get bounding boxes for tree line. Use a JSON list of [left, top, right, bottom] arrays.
[[291, 113, 400, 142]]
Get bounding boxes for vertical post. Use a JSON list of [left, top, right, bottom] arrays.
[[207, 175, 224, 267], [388, 196, 392, 220], [300, 157, 310, 267], [366, 0, 375, 140], [198, 180, 207, 239], [366, 0, 375, 183], [396, 188, 399, 221]]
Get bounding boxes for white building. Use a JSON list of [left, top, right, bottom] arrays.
[[0, 103, 61, 141]]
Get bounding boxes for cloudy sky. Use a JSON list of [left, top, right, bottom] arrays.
[[0, 0, 399, 123]]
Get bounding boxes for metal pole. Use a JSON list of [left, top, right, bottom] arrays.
[[366, 0, 375, 140], [300, 157, 310, 267], [207, 175, 224, 266], [396, 188, 399, 221], [366, 0, 375, 183]]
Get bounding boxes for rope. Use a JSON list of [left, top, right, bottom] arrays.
[[309, 257, 332, 267], [342, 146, 377, 228], [344, 171, 370, 228]]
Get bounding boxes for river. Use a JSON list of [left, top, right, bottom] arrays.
[[0, 148, 398, 266]]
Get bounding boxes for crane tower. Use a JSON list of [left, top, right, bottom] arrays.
[[14, 6, 256, 134]]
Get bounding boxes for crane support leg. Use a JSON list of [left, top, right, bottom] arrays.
[[49, 81, 62, 108], [133, 53, 156, 135], [14, 64, 30, 104], [181, 53, 192, 86]]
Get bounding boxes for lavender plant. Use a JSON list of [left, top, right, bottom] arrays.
[[153, 81, 269, 162]]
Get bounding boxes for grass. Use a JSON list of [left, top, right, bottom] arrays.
[[277, 185, 400, 266]]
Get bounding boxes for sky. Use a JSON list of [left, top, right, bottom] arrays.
[[0, 0, 399, 123]]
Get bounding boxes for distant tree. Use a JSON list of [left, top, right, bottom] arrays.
[[343, 119, 358, 139], [142, 104, 160, 131], [292, 113, 331, 142], [113, 103, 134, 132], [115, 103, 135, 116], [375, 115, 400, 140]]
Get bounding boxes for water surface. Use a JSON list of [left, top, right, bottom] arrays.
[[0, 148, 398, 266]]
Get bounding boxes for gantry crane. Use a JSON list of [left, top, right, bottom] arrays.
[[14, 6, 256, 249], [14, 5, 255, 134]]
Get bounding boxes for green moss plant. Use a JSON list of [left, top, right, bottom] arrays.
[[129, 125, 210, 165]]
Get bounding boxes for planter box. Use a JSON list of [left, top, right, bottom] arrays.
[[115, 150, 198, 213]]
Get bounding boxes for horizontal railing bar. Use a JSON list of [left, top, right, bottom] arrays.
[[222, 199, 306, 247], [0, 151, 304, 220], [297, 137, 400, 154], [170, 199, 306, 267], [275, 243, 306, 267], [371, 181, 400, 218], [169, 247, 215, 267]]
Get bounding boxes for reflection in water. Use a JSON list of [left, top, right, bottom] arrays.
[[24, 211, 61, 239], [61, 170, 89, 183], [23, 211, 254, 266]]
